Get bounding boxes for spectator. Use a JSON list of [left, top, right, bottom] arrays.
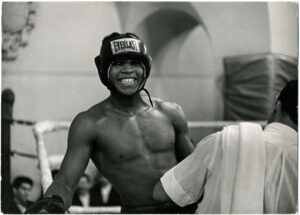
[[7, 176, 34, 213], [71, 174, 92, 207], [89, 173, 121, 206]]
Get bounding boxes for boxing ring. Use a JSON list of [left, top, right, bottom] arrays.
[[2, 89, 267, 214]]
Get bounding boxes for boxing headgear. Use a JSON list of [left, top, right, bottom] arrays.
[[94, 32, 152, 90]]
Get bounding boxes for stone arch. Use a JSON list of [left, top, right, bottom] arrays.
[[115, 2, 217, 123], [132, 6, 215, 77]]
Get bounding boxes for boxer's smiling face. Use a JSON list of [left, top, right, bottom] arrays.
[[109, 59, 145, 96]]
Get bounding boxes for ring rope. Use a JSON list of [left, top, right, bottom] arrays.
[[32, 119, 266, 214], [33, 120, 121, 213], [13, 119, 35, 126], [3, 118, 36, 126], [22, 121, 251, 158], [33, 120, 71, 192], [32, 119, 268, 189], [10, 117, 267, 128], [10, 150, 37, 159], [69, 206, 121, 214]]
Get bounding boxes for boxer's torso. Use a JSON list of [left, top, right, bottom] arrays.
[[87, 99, 178, 206]]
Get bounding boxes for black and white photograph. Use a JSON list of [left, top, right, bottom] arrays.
[[1, 1, 298, 214]]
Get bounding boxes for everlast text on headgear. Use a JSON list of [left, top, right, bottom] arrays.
[[110, 39, 140, 54]]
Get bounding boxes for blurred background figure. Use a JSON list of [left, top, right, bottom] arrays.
[[89, 173, 121, 206], [7, 176, 34, 213], [71, 174, 92, 207], [71, 173, 121, 208]]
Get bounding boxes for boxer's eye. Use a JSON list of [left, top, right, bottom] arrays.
[[131, 60, 141, 66], [112, 61, 123, 66]]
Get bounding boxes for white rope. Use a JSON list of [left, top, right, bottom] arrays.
[[32, 119, 266, 212], [33, 120, 71, 193], [33, 119, 267, 191], [33, 120, 121, 213], [34, 120, 71, 134], [69, 206, 121, 214]]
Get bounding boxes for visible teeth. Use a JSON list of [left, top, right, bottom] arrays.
[[120, 78, 135, 83]]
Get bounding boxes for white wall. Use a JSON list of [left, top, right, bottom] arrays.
[[268, 2, 298, 57]]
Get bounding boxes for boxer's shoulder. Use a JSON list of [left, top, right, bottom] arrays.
[[70, 102, 109, 134], [77, 99, 112, 121], [152, 98, 180, 111], [152, 98, 185, 122], [69, 112, 97, 139]]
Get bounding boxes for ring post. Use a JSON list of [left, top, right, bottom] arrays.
[[1, 89, 15, 213]]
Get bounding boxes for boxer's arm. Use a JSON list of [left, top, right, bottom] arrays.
[[44, 112, 95, 209], [153, 181, 173, 202], [164, 102, 194, 162], [174, 124, 194, 162]]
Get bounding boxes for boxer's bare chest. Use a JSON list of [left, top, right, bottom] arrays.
[[94, 108, 176, 161]]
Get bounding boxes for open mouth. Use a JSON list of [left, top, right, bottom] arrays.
[[118, 77, 138, 86]]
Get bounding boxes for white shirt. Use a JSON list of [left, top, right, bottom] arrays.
[[161, 122, 297, 213], [101, 183, 112, 204], [79, 192, 90, 207]]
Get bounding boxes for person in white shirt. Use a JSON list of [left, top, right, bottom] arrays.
[[153, 80, 298, 214]]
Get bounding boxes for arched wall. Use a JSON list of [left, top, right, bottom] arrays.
[[133, 7, 216, 121], [117, 2, 217, 121], [115, 2, 273, 123]]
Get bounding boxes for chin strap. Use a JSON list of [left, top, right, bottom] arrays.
[[142, 88, 153, 107]]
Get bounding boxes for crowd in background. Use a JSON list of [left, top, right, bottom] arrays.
[[6, 172, 121, 214]]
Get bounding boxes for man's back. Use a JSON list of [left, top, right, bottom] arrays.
[[263, 123, 297, 213], [154, 80, 298, 214], [156, 122, 297, 213]]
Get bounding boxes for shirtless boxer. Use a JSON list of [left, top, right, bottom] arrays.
[[26, 32, 195, 214]]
